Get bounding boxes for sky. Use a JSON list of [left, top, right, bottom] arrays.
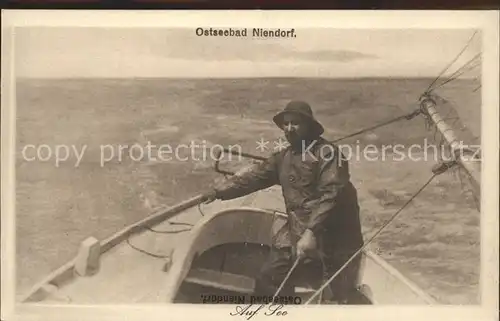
[[14, 27, 482, 79]]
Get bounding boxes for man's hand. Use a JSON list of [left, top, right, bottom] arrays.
[[204, 176, 231, 204], [204, 189, 218, 204], [296, 229, 317, 259]]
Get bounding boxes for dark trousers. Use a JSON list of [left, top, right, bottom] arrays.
[[253, 247, 365, 304]]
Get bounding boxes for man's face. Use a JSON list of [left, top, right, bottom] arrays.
[[281, 113, 310, 145]]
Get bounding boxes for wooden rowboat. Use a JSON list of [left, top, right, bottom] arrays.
[[20, 181, 436, 305]]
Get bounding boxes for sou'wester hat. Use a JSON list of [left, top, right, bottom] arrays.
[[273, 100, 324, 136]]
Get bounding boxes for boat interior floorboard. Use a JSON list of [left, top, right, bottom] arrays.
[[174, 242, 326, 304]]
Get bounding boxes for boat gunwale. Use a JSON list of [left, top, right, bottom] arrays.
[[19, 202, 437, 305], [19, 194, 206, 303], [363, 251, 437, 304]]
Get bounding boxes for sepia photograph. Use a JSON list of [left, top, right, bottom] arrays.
[[2, 10, 498, 321]]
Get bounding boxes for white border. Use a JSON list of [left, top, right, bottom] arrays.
[[1, 10, 499, 321]]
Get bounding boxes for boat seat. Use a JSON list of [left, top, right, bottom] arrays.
[[183, 268, 320, 298], [184, 268, 255, 294]]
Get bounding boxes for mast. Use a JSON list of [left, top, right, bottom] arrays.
[[419, 93, 481, 206]]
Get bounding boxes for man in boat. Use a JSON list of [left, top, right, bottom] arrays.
[[207, 100, 365, 304]]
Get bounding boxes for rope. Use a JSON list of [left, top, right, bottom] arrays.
[[442, 53, 480, 79], [331, 109, 421, 143], [305, 172, 440, 304], [267, 209, 296, 302], [269, 235, 329, 304], [126, 203, 205, 258], [317, 255, 328, 304], [273, 257, 301, 299], [198, 202, 206, 216], [457, 166, 481, 212], [424, 31, 478, 93], [430, 55, 481, 92], [126, 237, 171, 259], [126, 221, 194, 258]]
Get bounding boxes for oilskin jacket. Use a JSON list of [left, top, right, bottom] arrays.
[[214, 137, 364, 257]]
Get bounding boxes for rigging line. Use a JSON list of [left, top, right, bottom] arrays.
[[447, 117, 464, 140], [451, 53, 481, 74], [442, 100, 460, 119], [450, 54, 481, 77], [198, 202, 206, 216], [126, 222, 193, 258], [473, 85, 481, 92], [425, 30, 478, 94], [273, 257, 301, 299], [305, 172, 439, 305], [457, 166, 481, 212], [452, 52, 481, 73], [126, 236, 171, 259], [431, 114, 459, 129], [431, 67, 480, 96], [430, 61, 481, 91], [331, 109, 421, 143], [464, 171, 481, 212], [431, 53, 481, 90], [450, 117, 462, 129]]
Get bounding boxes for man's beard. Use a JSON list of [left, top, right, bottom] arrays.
[[285, 132, 305, 149]]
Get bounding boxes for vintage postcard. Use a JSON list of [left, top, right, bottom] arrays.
[[1, 9, 499, 321]]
